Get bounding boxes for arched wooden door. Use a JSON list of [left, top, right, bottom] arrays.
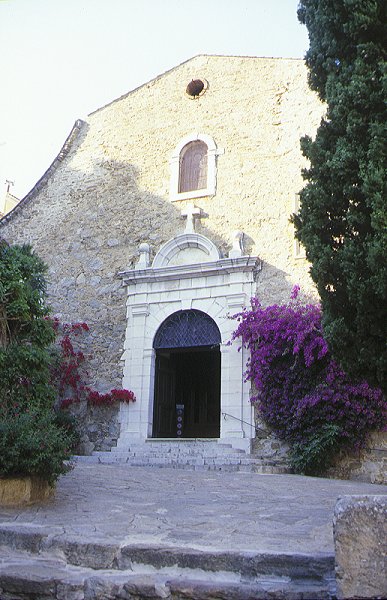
[[153, 310, 221, 438]]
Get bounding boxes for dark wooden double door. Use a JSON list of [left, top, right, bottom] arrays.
[[153, 346, 220, 438]]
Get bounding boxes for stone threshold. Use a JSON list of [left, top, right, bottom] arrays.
[[144, 438, 219, 442]]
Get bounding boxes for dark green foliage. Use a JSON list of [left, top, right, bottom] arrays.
[[289, 424, 341, 475], [0, 240, 54, 347], [0, 411, 72, 485], [293, 1, 387, 391], [53, 409, 80, 452], [0, 240, 73, 483]]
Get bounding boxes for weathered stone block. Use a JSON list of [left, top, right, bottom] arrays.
[[334, 495, 387, 599], [0, 477, 54, 506]]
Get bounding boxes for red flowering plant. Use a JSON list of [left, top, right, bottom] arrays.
[[87, 389, 136, 406], [51, 319, 89, 407], [51, 319, 136, 410], [232, 287, 386, 475]]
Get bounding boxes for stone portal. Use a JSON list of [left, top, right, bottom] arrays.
[[119, 229, 261, 451]]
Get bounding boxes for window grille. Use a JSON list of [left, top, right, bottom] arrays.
[[154, 309, 221, 349]]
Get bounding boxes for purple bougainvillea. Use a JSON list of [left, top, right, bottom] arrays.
[[232, 290, 386, 474]]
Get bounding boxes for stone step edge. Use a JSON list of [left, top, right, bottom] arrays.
[[0, 552, 336, 600], [74, 452, 290, 462], [115, 440, 236, 448], [71, 461, 291, 474], [86, 453, 289, 463], [110, 449, 247, 454], [71, 459, 292, 474], [0, 526, 333, 582], [73, 455, 291, 468], [115, 441, 243, 449], [97, 450, 247, 456], [107, 450, 285, 458]]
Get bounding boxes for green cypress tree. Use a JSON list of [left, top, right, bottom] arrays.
[[293, 0, 386, 392]]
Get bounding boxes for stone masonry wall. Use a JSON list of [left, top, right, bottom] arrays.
[[254, 406, 386, 483], [326, 431, 387, 485], [65, 402, 120, 455], [0, 55, 324, 395]]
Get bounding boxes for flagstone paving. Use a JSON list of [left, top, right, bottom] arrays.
[[0, 464, 385, 553], [0, 464, 385, 599]]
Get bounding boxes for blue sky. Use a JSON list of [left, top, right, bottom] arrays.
[[0, 0, 309, 198]]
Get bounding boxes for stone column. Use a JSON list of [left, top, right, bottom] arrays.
[[120, 302, 150, 441], [218, 291, 254, 451], [219, 343, 245, 438]]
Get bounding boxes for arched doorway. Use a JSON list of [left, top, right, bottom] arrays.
[[152, 310, 221, 438]]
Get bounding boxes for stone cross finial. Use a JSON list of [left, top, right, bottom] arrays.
[[5, 180, 14, 194], [181, 203, 201, 233]]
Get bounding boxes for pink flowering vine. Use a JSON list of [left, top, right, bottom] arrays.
[[233, 292, 386, 474]]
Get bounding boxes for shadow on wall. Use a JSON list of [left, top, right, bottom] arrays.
[[0, 149, 297, 391]]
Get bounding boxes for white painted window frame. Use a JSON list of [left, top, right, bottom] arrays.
[[169, 133, 223, 202]]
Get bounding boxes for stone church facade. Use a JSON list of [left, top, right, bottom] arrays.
[[0, 55, 325, 452]]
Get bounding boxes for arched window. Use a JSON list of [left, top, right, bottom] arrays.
[[153, 309, 221, 349], [179, 141, 208, 193], [170, 133, 223, 202]]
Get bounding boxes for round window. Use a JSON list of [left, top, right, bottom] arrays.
[[186, 78, 208, 98]]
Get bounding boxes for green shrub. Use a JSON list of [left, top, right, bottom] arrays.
[[0, 241, 74, 484], [53, 409, 80, 452], [0, 410, 73, 485], [289, 424, 341, 475]]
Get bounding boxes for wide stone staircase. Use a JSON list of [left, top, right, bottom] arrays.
[[0, 525, 336, 599], [74, 438, 292, 474]]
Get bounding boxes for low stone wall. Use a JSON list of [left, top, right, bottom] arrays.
[[65, 402, 120, 455], [326, 431, 387, 485], [252, 431, 291, 463], [334, 495, 387, 599], [253, 412, 386, 483]]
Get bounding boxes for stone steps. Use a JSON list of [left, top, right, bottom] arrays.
[[75, 458, 291, 475], [74, 439, 293, 474], [114, 441, 243, 453], [75, 456, 291, 474], [0, 528, 336, 599]]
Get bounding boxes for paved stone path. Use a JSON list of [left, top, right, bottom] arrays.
[[0, 464, 385, 555]]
